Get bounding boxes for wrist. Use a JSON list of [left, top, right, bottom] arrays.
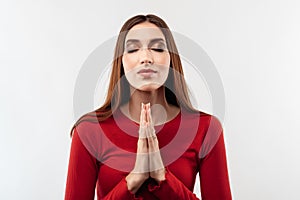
[[125, 173, 149, 193], [151, 168, 166, 182], [153, 175, 165, 183]]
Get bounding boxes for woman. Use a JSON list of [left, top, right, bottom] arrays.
[[65, 14, 232, 199]]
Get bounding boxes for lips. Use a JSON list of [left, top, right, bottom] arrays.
[[137, 69, 157, 74]]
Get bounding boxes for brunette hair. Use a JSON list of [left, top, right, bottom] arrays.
[[70, 14, 198, 136]]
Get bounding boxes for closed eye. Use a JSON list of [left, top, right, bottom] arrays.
[[151, 48, 165, 52], [127, 49, 138, 53]]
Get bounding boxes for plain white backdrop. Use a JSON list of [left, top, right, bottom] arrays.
[[1, 0, 300, 199]]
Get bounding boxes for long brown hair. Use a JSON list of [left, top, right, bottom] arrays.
[[70, 14, 198, 137]]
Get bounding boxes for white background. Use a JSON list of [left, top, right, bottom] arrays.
[[1, 0, 300, 199]]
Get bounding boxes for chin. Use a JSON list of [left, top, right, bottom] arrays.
[[137, 84, 163, 92]]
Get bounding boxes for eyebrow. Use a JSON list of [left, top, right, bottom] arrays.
[[125, 38, 166, 45]]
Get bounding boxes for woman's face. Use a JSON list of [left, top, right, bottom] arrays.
[[122, 22, 170, 91]]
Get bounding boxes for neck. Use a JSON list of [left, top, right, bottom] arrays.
[[120, 86, 178, 125]]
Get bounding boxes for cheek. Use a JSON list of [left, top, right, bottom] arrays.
[[122, 55, 136, 73], [159, 53, 171, 66]]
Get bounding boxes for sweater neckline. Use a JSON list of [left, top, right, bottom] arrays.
[[116, 107, 181, 128]]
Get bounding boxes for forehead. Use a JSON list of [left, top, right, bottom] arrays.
[[125, 23, 166, 43]]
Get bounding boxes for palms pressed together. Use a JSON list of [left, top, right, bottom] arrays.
[[125, 103, 166, 194]]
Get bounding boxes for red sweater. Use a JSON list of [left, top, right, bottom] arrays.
[[65, 108, 232, 200]]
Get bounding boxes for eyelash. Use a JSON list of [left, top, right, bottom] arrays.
[[127, 48, 165, 53]]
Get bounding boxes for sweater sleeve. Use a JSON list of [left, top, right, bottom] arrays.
[[198, 116, 232, 200], [102, 178, 143, 200], [64, 127, 142, 200], [147, 167, 200, 199], [64, 128, 99, 200], [147, 116, 232, 200]]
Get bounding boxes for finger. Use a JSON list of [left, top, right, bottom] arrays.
[[145, 121, 150, 140], [147, 136, 156, 152], [145, 122, 152, 149], [146, 125, 158, 153], [146, 104, 150, 124], [148, 107, 155, 136], [148, 135, 164, 172], [139, 103, 144, 125], [148, 103, 152, 122], [139, 103, 146, 139], [143, 103, 148, 125], [146, 105, 156, 138]]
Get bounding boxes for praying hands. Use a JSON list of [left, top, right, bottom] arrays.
[[125, 103, 166, 194]]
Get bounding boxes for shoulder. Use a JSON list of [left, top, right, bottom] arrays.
[[72, 109, 115, 132], [192, 111, 225, 158], [181, 109, 223, 130], [71, 109, 116, 141], [70, 111, 115, 158]]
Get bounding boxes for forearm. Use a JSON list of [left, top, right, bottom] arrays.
[[148, 167, 200, 200]]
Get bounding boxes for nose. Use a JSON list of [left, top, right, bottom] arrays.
[[139, 48, 153, 65]]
